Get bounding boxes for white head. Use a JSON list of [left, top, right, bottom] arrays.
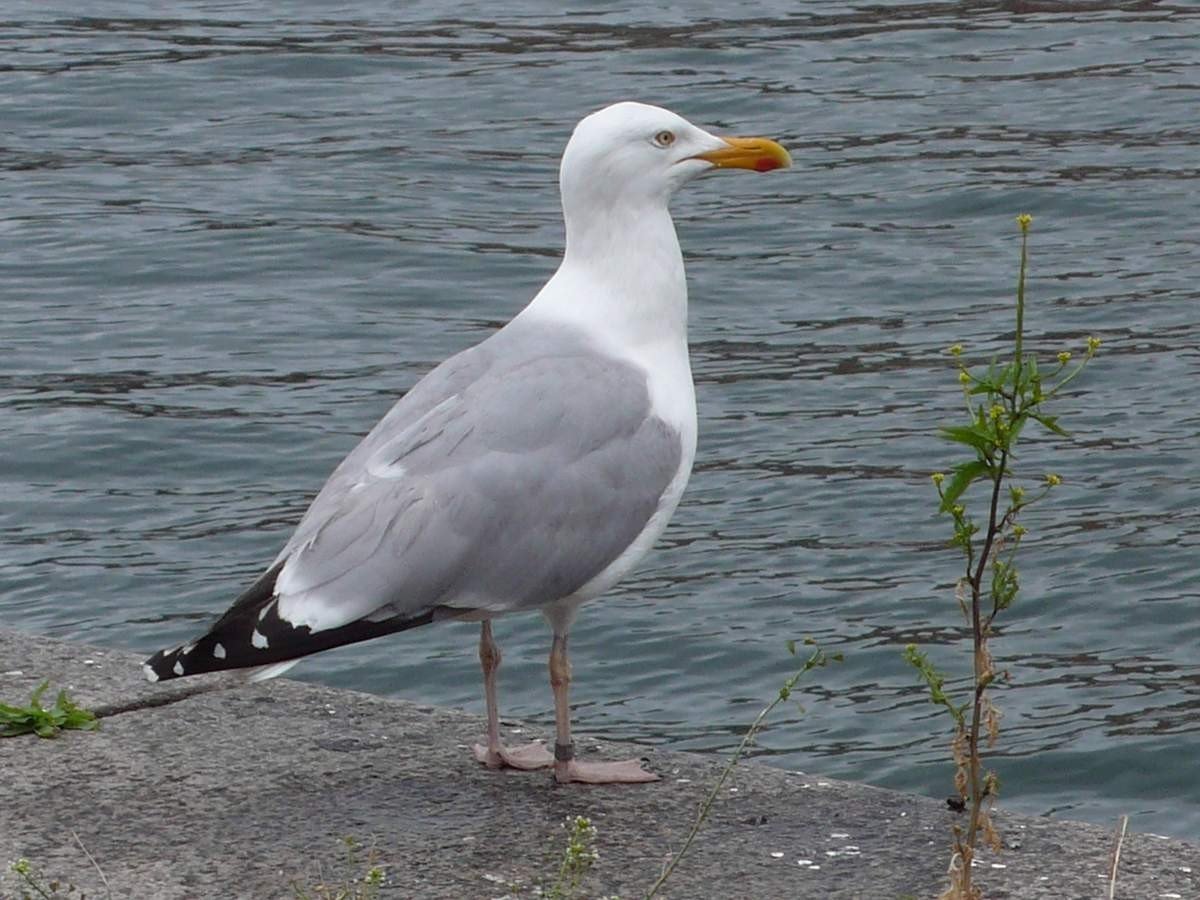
[[525, 101, 790, 348], [559, 101, 791, 224]]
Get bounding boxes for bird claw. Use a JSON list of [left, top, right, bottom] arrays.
[[472, 740, 555, 771]]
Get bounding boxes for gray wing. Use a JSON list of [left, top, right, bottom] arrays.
[[271, 324, 683, 634]]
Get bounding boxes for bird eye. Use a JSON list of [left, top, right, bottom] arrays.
[[653, 130, 676, 148]]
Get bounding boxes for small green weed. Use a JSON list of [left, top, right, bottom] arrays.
[[479, 815, 615, 899], [0, 681, 97, 738], [545, 816, 601, 900], [6, 857, 84, 899], [645, 640, 838, 899], [290, 836, 387, 900], [4, 832, 111, 899]]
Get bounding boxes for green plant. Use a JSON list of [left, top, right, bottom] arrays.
[[645, 639, 838, 899], [4, 833, 111, 899], [906, 214, 1100, 899], [290, 836, 387, 900], [7, 858, 82, 899], [0, 681, 97, 738], [545, 816, 602, 900]]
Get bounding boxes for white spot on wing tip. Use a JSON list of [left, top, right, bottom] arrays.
[[142, 663, 159, 683], [251, 629, 269, 649], [213, 642, 226, 659], [172, 660, 184, 676]]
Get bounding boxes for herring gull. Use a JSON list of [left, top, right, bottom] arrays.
[[143, 101, 791, 784]]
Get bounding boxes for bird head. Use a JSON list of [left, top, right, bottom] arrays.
[[559, 101, 791, 215]]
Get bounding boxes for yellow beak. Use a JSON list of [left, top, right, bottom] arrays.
[[692, 136, 792, 172]]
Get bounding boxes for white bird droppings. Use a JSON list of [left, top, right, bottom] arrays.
[[252, 629, 269, 649], [172, 660, 184, 676], [213, 642, 226, 659], [830, 832, 850, 839], [990, 863, 1006, 869], [769, 852, 784, 859], [1181, 867, 1193, 874]]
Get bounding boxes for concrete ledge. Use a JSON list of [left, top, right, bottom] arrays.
[[1, 628, 1196, 899]]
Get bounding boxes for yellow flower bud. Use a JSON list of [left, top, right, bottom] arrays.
[[1057, 351, 1071, 365], [1016, 213, 1033, 233], [931, 472, 946, 486], [958, 370, 971, 385], [1086, 336, 1102, 353], [1045, 473, 1062, 486], [948, 344, 963, 357]]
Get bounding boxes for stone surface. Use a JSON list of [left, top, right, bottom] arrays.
[[1, 628, 1196, 899]]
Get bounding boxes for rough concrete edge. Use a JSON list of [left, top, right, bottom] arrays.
[[2, 627, 1198, 900]]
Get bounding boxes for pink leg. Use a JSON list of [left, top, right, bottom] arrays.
[[472, 621, 553, 771], [549, 632, 658, 784]]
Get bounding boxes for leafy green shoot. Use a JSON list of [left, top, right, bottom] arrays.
[[0, 681, 98, 739]]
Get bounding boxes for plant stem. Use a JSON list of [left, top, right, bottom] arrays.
[[14, 868, 53, 900], [73, 829, 113, 900], [958, 224, 1028, 892], [646, 647, 827, 900], [644, 697, 778, 899], [1108, 814, 1129, 900], [1015, 227, 1028, 369]]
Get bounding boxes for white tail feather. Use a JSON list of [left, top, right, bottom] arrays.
[[243, 659, 301, 683]]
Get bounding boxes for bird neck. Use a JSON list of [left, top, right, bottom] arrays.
[[522, 203, 689, 352]]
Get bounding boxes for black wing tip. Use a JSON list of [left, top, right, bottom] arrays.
[[142, 648, 176, 683], [144, 562, 287, 683], [142, 595, 441, 685], [142, 635, 237, 682]]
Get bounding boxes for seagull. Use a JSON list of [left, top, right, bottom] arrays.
[[143, 101, 790, 784]]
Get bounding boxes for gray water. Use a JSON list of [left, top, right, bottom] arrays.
[[3, 1, 1198, 841]]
